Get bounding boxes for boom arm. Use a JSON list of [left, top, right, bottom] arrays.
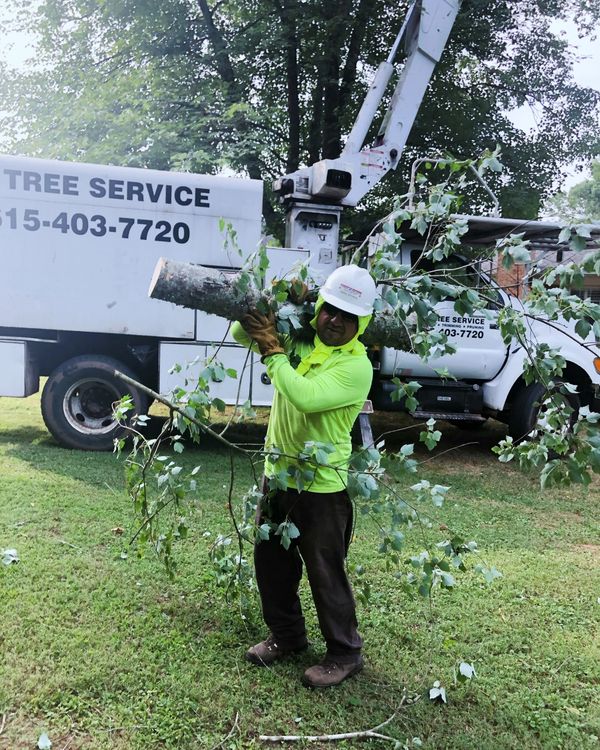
[[274, 0, 460, 208], [272, 0, 460, 283]]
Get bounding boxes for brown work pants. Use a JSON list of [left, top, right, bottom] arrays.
[[254, 485, 363, 660]]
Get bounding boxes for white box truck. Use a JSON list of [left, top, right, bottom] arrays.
[[0, 153, 310, 448]]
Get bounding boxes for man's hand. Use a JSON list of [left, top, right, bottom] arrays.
[[241, 309, 285, 360]]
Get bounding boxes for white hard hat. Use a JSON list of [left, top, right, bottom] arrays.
[[320, 265, 377, 317]]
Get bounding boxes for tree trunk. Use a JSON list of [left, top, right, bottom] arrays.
[[320, 5, 344, 159], [338, 0, 373, 116], [149, 258, 413, 350], [308, 67, 324, 164], [274, 0, 301, 173]]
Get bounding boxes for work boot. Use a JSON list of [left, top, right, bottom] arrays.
[[245, 634, 307, 667], [302, 655, 364, 688]]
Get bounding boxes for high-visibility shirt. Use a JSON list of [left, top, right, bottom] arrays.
[[231, 322, 372, 493]]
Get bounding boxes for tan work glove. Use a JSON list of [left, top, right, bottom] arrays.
[[241, 309, 285, 360]]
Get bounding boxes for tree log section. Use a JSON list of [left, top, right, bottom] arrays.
[[149, 258, 413, 350]]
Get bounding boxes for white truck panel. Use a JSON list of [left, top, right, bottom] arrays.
[[379, 305, 507, 380], [251, 359, 276, 406], [0, 155, 262, 339], [483, 325, 600, 412], [160, 341, 275, 408], [159, 342, 253, 404], [0, 340, 38, 396], [482, 347, 527, 411]]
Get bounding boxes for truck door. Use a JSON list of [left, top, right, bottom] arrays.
[[379, 253, 509, 380]]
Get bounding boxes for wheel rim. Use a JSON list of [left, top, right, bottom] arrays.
[[62, 378, 123, 435]]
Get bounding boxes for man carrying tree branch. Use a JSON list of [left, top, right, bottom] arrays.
[[231, 264, 376, 688]]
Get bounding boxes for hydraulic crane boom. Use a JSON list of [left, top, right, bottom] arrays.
[[273, 0, 460, 280]]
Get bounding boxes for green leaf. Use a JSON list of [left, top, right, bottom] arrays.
[[211, 398, 226, 412], [440, 571, 455, 588], [429, 681, 447, 703], [390, 530, 405, 551], [275, 520, 301, 550], [2, 548, 19, 565], [558, 226, 572, 244], [348, 471, 380, 499], [458, 661, 476, 682], [575, 318, 591, 339], [257, 524, 271, 541], [569, 235, 588, 252], [475, 565, 503, 584], [315, 449, 330, 466]]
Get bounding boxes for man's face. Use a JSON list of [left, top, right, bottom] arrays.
[[316, 302, 359, 347]]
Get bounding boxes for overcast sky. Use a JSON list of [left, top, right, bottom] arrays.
[[1, 10, 598, 192], [507, 18, 600, 189]]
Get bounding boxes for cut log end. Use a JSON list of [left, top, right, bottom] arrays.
[[149, 257, 169, 298]]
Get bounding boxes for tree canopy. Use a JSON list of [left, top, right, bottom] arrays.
[[548, 158, 600, 221], [2, 0, 599, 235]]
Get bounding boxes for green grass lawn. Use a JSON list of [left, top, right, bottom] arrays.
[[1, 394, 599, 749]]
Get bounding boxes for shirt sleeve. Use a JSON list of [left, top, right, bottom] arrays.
[[231, 320, 261, 354], [265, 352, 372, 413]]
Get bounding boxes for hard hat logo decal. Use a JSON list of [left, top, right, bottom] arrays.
[[339, 283, 362, 299]]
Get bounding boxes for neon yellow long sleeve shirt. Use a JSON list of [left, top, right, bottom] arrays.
[[231, 321, 373, 493]]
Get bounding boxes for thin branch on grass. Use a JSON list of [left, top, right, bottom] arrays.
[[259, 691, 416, 743], [0, 713, 6, 735], [371, 466, 496, 582], [166, 316, 254, 439], [58, 540, 81, 550], [215, 347, 252, 438], [116, 368, 344, 482], [209, 711, 240, 750]]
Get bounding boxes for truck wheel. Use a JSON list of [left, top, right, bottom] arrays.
[[41, 355, 149, 451], [508, 380, 580, 442]]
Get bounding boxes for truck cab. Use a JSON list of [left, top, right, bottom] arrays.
[[369, 215, 600, 439]]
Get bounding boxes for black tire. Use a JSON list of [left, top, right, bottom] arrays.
[[508, 380, 581, 442], [41, 355, 149, 450]]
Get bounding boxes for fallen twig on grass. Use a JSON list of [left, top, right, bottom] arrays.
[[58, 540, 81, 550], [259, 691, 417, 743], [0, 713, 6, 735], [210, 711, 240, 750]]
